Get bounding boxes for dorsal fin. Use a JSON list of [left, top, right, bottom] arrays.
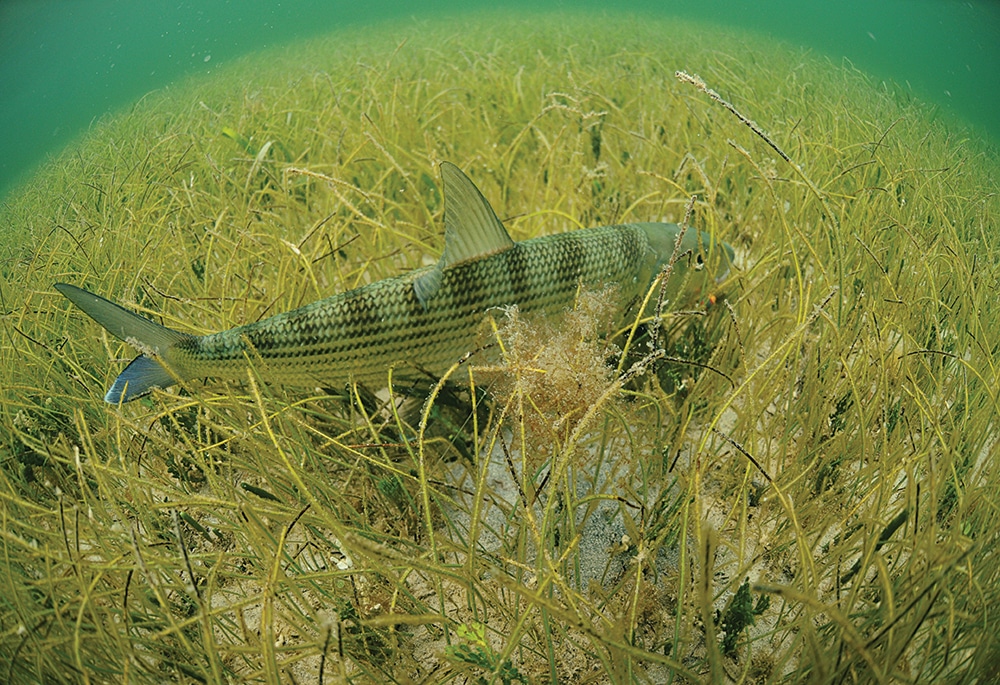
[[440, 162, 515, 266], [414, 162, 516, 305]]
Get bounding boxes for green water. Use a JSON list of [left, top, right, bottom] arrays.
[[1, 0, 997, 201]]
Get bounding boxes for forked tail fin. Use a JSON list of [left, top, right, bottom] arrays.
[[54, 283, 193, 403]]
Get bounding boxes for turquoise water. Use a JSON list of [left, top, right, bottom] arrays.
[[1, 0, 997, 200]]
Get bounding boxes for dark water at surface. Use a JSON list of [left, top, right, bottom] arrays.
[[1, 0, 997, 200]]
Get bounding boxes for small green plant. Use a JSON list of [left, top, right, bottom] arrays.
[[445, 622, 526, 685], [719, 578, 770, 656]]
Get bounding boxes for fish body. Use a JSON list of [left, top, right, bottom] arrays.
[[56, 163, 732, 403]]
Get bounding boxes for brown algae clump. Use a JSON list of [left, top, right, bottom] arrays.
[[486, 287, 623, 454]]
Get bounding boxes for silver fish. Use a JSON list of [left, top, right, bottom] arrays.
[[56, 162, 732, 403]]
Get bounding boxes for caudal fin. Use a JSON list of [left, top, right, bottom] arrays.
[[54, 283, 193, 403]]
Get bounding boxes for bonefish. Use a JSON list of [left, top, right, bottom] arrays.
[[56, 162, 733, 404]]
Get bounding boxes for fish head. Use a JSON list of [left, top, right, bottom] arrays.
[[634, 222, 735, 308]]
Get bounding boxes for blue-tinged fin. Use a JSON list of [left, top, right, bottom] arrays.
[[103, 355, 177, 404], [54, 283, 193, 403], [414, 162, 516, 306]]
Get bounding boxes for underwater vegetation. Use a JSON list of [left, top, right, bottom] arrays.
[[1, 12, 998, 684]]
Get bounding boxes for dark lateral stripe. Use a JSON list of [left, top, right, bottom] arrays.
[[555, 234, 585, 296], [503, 244, 530, 305]]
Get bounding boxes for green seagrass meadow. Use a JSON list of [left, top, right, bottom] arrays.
[[1, 13, 998, 683]]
